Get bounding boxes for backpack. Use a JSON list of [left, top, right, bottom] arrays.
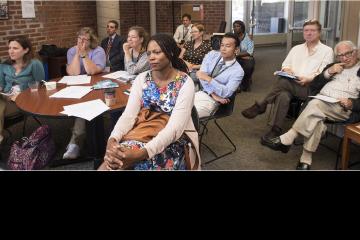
[[7, 125, 56, 170]]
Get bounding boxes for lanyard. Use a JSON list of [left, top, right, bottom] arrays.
[[183, 26, 189, 40], [210, 56, 236, 78]]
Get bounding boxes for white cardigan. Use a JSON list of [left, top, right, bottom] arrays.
[[110, 71, 201, 169]]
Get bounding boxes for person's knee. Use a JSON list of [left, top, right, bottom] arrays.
[[0, 99, 7, 113], [278, 92, 291, 102]]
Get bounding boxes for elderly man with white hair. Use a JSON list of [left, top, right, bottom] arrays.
[[263, 40, 360, 170]]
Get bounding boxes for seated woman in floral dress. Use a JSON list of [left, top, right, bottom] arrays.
[[99, 33, 200, 170]]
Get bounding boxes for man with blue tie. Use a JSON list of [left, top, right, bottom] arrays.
[[194, 32, 244, 118], [101, 20, 126, 72]]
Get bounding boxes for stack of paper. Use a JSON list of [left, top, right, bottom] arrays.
[[58, 75, 91, 85], [309, 95, 339, 103], [61, 99, 110, 121], [103, 71, 136, 83], [274, 71, 297, 80], [49, 86, 93, 99]]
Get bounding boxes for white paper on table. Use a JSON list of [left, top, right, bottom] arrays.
[[58, 75, 91, 85], [60, 99, 110, 121], [49, 86, 93, 99], [309, 95, 339, 103], [102, 71, 136, 82]]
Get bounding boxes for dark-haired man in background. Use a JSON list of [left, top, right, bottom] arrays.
[[101, 20, 125, 72]]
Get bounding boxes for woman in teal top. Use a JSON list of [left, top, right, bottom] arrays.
[[0, 35, 45, 144]]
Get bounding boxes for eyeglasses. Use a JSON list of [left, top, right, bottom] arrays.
[[190, 30, 199, 34], [336, 50, 355, 59], [78, 36, 90, 42]]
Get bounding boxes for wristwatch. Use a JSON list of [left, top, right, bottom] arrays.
[[80, 54, 86, 58]]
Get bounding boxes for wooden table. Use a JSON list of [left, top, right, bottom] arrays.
[[16, 74, 130, 118], [15, 73, 131, 168], [341, 123, 360, 170]]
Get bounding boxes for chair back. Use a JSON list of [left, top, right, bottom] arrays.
[[218, 21, 227, 33], [4, 112, 24, 129], [191, 106, 200, 132], [213, 92, 237, 119]]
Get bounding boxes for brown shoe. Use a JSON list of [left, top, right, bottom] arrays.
[[242, 101, 267, 119]]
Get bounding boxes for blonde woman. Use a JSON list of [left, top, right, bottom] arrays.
[[66, 27, 106, 76], [63, 27, 106, 159], [179, 23, 211, 89]]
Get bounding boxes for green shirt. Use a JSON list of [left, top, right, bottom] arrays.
[[0, 59, 45, 93]]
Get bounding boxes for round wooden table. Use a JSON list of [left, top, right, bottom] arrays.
[[15, 74, 130, 118]]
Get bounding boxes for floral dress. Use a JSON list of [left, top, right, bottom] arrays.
[[120, 71, 190, 170]]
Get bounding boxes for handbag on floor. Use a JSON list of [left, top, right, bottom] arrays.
[[7, 125, 56, 170]]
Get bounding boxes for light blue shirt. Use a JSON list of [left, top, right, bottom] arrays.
[[239, 33, 254, 55], [0, 59, 45, 92], [199, 50, 244, 98], [67, 46, 106, 74]]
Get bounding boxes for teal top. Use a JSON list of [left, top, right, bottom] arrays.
[[0, 59, 45, 93]]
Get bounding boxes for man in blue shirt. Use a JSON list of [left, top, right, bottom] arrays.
[[194, 32, 244, 118]]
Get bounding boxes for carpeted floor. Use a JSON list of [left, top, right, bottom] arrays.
[[1, 45, 359, 170]]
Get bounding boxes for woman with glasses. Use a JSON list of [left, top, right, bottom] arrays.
[[99, 33, 200, 170], [0, 36, 45, 145], [233, 20, 255, 92], [66, 27, 106, 76], [179, 23, 211, 90], [123, 26, 150, 75], [63, 27, 106, 160]]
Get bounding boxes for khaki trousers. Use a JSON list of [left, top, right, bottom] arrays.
[[194, 91, 219, 118], [69, 118, 86, 147], [0, 98, 6, 143], [292, 99, 351, 152], [0, 98, 19, 144]]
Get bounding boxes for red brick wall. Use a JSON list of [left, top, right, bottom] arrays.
[[160, 1, 226, 36], [119, 1, 150, 36], [119, 1, 225, 37], [0, 0, 97, 60]]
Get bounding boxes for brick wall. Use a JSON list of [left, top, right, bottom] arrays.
[[119, 1, 225, 37], [160, 1, 226, 36], [0, 0, 97, 60], [119, 1, 150, 36]]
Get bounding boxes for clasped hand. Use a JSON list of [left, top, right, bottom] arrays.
[[104, 138, 148, 170]]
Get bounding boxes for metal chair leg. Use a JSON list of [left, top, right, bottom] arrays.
[[203, 119, 237, 165]]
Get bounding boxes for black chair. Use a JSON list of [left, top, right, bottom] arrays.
[[287, 97, 304, 119], [3, 113, 42, 142], [218, 21, 227, 33], [3, 112, 25, 141], [199, 92, 237, 165]]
